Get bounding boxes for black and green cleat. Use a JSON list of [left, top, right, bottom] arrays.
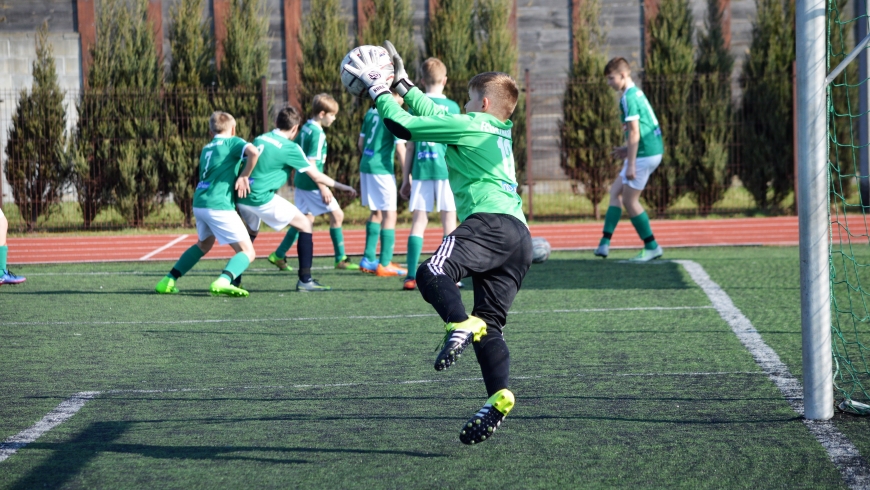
[[459, 389, 515, 445], [434, 315, 487, 371]]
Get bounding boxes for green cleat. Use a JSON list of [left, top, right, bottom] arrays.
[[629, 245, 663, 263], [335, 256, 360, 270], [155, 276, 179, 294], [460, 389, 515, 445], [296, 278, 332, 292], [434, 315, 488, 371], [268, 252, 293, 271], [209, 277, 249, 297]]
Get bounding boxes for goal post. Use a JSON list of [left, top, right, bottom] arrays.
[[797, 0, 834, 420]]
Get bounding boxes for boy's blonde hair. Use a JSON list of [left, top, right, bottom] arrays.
[[468, 72, 519, 120], [604, 57, 631, 76], [311, 93, 339, 116], [209, 111, 235, 134], [421, 57, 448, 87]]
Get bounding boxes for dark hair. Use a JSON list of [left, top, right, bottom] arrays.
[[276, 106, 302, 130], [604, 57, 631, 76]]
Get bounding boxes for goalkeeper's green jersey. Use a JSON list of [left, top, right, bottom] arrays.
[[375, 87, 525, 224], [359, 108, 403, 175], [193, 134, 249, 211], [293, 120, 326, 191], [619, 82, 664, 157], [237, 130, 312, 207], [411, 94, 461, 181]]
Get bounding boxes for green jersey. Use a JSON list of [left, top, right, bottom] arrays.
[[193, 135, 250, 211], [293, 120, 326, 191], [411, 94, 461, 181], [359, 108, 404, 175], [375, 88, 525, 224], [620, 83, 664, 157], [237, 130, 312, 207]]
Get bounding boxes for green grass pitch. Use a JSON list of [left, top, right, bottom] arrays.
[[0, 247, 864, 488]]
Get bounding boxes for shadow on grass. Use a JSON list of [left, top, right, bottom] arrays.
[[521, 259, 693, 290]]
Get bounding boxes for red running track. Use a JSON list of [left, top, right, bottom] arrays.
[[5, 216, 816, 265]]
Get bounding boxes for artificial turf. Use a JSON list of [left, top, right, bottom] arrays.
[[0, 247, 860, 488]]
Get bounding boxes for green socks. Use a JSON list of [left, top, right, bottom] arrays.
[[330, 227, 346, 261], [406, 235, 423, 279], [219, 252, 251, 282], [599, 206, 622, 247], [630, 211, 658, 250], [169, 244, 205, 279], [364, 221, 381, 262], [379, 229, 396, 266], [0, 245, 6, 271], [275, 228, 299, 259]]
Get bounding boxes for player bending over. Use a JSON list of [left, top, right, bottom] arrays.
[[271, 94, 359, 271], [0, 207, 25, 286], [345, 43, 532, 445], [594, 57, 664, 262], [399, 57, 461, 291], [236, 106, 357, 292], [358, 92, 408, 277], [155, 111, 260, 297]]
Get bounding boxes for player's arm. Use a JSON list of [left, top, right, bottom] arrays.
[[400, 141, 414, 200], [304, 168, 357, 197], [236, 143, 260, 198], [625, 120, 640, 180], [395, 140, 406, 174], [375, 90, 465, 145], [358, 134, 365, 154]]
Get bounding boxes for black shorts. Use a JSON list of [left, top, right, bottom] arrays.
[[420, 212, 533, 331]]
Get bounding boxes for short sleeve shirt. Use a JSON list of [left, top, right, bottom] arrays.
[[293, 120, 326, 191], [620, 83, 664, 157], [411, 94, 461, 181], [192, 135, 249, 210], [237, 130, 312, 207], [359, 108, 404, 175]]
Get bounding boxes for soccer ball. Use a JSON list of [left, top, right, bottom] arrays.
[[531, 237, 551, 264], [340, 46, 394, 97]]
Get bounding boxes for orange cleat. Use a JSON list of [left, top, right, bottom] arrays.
[[376, 262, 408, 277], [403, 278, 417, 290]]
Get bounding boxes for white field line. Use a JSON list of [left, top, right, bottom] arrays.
[[0, 392, 99, 463], [675, 259, 870, 490], [0, 305, 713, 327], [138, 235, 189, 261], [22, 267, 334, 276]]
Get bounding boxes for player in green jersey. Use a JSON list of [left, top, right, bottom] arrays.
[[594, 57, 664, 262], [273, 94, 360, 271], [236, 107, 357, 292], [399, 57, 461, 291], [0, 208, 25, 285], [155, 111, 260, 297], [358, 92, 408, 277], [345, 42, 533, 445]]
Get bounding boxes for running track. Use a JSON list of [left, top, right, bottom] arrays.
[[3, 216, 821, 265]]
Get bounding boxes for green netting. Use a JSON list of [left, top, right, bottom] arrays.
[[828, 0, 870, 413]]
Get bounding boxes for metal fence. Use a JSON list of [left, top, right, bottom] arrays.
[[0, 74, 792, 232]]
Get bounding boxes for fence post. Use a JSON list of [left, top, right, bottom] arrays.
[[793, 61, 798, 213], [261, 76, 268, 134], [525, 69, 533, 220]]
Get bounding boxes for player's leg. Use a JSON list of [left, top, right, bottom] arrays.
[[375, 174, 405, 276], [0, 208, 25, 285], [405, 179, 431, 289], [327, 204, 358, 271], [155, 208, 215, 294], [595, 175, 625, 258], [232, 204, 264, 288], [288, 211, 330, 291], [272, 189, 316, 269], [438, 179, 461, 288], [360, 174, 381, 273], [210, 236, 255, 297], [624, 155, 663, 262]]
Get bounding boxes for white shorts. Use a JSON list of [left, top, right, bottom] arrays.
[[360, 172, 397, 211], [620, 154, 663, 190], [237, 195, 301, 232], [193, 207, 250, 245], [409, 179, 456, 213], [295, 188, 341, 217]]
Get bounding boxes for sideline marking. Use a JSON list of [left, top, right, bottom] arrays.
[[0, 392, 98, 463], [138, 235, 189, 261], [1, 305, 714, 327], [675, 259, 870, 490]]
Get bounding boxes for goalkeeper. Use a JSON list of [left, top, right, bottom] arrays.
[[344, 43, 533, 445]]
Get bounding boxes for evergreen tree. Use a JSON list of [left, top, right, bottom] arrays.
[[691, 0, 734, 213], [425, 0, 475, 104], [558, 0, 621, 220], [472, 0, 527, 191], [5, 22, 68, 230], [358, 0, 416, 80], [298, 0, 362, 206], [644, 0, 695, 215], [738, 0, 794, 210]]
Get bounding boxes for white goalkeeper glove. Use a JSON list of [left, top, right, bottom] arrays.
[[383, 40, 415, 97], [343, 46, 394, 100]]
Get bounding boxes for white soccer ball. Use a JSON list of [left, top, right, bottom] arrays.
[[531, 237, 551, 264], [340, 45, 394, 97]]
